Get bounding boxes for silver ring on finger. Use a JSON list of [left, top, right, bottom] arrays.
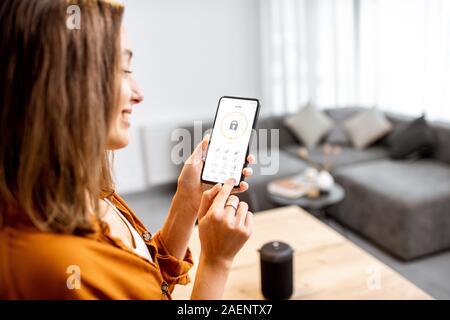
[[224, 203, 238, 211], [225, 199, 238, 212]]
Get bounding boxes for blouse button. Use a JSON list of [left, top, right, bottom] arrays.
[[142, 231, 152, 242], [161, 281, 169, 294]]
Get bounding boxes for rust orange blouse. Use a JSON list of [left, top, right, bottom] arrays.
[[0, 193, 194, 300]]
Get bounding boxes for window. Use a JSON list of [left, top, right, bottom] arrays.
[[263, 0, 450, 122]]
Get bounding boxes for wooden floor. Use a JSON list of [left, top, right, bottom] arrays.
[[172, 206, 431, 300]]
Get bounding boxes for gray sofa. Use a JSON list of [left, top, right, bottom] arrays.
[[242, 107, 450, 260], [181, 107, 450, 260]]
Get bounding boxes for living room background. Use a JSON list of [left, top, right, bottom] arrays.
[[101, 0, 450, 301], [263, 0, 450, 122], [113, 0, 450, 194]]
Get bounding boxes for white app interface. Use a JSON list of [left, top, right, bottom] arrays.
[[202, 98, 258, 184]]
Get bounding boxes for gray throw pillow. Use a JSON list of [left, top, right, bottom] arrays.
[[388, 115, 436, 159], [326, 126, 351, 146], [343, 108, 393, 149], [323, 108, 360, 146], [284, 106, 334, 148]]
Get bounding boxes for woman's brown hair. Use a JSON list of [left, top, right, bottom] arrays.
[[0, 0, 124, 233]]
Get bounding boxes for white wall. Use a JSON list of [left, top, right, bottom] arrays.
[[114, 0, 263, 193]]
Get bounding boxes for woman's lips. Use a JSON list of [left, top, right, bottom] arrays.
[[121, 109, 132, 127]]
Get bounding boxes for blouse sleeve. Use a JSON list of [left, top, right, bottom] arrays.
[[152, 231, 194, 293]]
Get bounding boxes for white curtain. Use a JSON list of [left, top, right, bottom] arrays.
[[262, 0, 450, 122]]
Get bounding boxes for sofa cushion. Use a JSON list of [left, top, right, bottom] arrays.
[[324, 107, 365, 147], [343, 108, 393, 149], [325, 107, 365, 121], [283, 145, 389, 170], [256, 115, 300, 149], [432, 122, 450, 166], [334, 159, 450, 206], [246, 149, 308, 185], [387, 115, 436, 159], [284, 106, 334, 148], [384, 113, 450, 165], [330, 159, 450, 259], [325, 126, 352, 146]]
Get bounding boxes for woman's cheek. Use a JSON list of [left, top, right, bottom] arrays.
[[118, 79, 129, 108]]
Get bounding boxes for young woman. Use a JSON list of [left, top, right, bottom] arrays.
[[0, 0, 254, 299]]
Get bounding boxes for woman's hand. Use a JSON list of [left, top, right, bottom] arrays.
[[176, 135, 255, 215], [196, 178, 253, 269], [160, 137, 255, 260], [191, 178, 253, 299]]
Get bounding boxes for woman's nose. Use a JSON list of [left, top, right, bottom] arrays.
[[131, 79, 144, 105]]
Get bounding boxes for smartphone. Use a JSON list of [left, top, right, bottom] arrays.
[[201, 96, 261, 188]]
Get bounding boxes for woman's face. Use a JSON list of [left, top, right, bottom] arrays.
[[106, 28, 144, 150]]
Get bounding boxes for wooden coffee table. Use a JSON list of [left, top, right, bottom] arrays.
[[172, 206, 431, 300]]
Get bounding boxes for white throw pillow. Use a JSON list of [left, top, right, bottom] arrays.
[[343, 108, 393, 149], [284, 106, 334, 148]]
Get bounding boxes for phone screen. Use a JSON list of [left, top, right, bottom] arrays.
[[201, 96, 260, 187]]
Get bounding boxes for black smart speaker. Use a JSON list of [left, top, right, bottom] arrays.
[[259, 241, 294, 300]]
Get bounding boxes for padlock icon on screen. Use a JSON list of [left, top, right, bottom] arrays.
[[229, 120, 239, 131]]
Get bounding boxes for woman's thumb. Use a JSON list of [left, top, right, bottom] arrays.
[[186, 135, 210, 165], [201, 134, 210, 154]]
